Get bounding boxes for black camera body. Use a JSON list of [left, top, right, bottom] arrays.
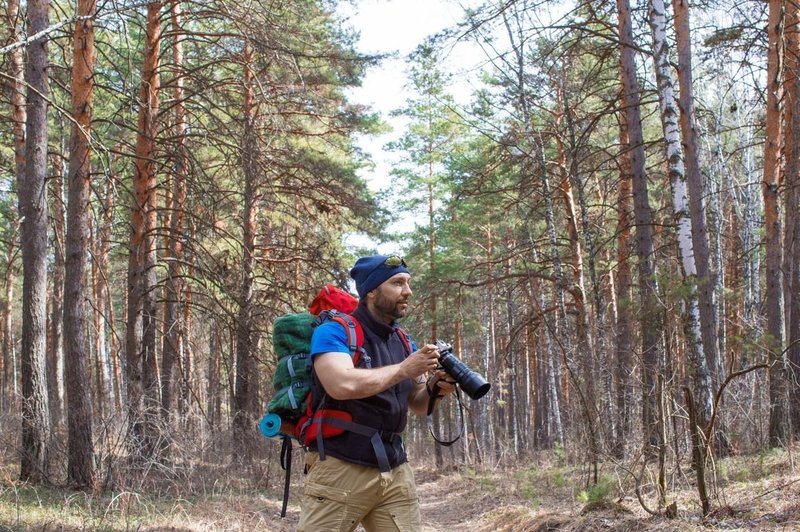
[[434, 340, 491, 400]]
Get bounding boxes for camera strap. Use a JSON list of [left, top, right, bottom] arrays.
[[426, 383, 465, 447]]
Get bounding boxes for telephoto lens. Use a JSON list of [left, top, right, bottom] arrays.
[[434, 341, 491, 400]]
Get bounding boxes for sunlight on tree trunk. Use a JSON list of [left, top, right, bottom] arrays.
[[126, 0, 163, 460], [763, 0, 789, 446]]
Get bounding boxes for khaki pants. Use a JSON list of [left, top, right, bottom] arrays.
[[297, 452, 421, 532]]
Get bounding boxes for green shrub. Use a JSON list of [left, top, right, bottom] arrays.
[[553, 442, 566, 465], [577, 476, 615, 505], [515, 466, 540, 504]]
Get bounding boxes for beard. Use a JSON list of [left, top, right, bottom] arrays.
[[373, 290, 409, 320]]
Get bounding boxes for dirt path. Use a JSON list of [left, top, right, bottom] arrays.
[[416, 467, 520, 531]]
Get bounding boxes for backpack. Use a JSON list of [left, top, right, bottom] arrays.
[[259, 284, 361, 518], [261, 284, 360, 439]]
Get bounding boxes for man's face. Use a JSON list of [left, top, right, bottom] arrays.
[[368, 273, 412, 322]]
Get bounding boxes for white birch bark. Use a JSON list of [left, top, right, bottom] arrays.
[[647, 0, 713, 417]]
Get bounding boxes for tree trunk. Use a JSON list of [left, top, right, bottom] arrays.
[[49, 155, 65, 426], [207, 323, 222, 430], [19, 0, 52, 483], [98, 174, 121, 413], [742, 128, 762, 338], [62, 0, 98, 488], [161, 0, 189, 421], [672, 0, 720, 387], [558, 89, 602, 463], [647, 0, 713, 420], [89, 216, 111, 419], [428, 168, 443, 468], [536, 140, 572, 431], [501, 5, 565, 448], [126, 0, 163, 459], [1, 244, 15, 411], [232, 42, 260, 458], [763, 0, 789, 446], [3, 0, 24, 413], [618, 0, 664, 451], [783, 1, 800, 437], [614, 111, 634, 457], [180, 266, 194, 423]]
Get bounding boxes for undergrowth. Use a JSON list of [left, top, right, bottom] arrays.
[[0, 442, 797, 531]]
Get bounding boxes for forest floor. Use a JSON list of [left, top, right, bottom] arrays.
[[1, 444, 799, 531]]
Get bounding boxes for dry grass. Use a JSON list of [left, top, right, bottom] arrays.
[[0, 443, 798, 531]]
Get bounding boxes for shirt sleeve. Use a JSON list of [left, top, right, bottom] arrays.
[[309, 320, 351, 360]]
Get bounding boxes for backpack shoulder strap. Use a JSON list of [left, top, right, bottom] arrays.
[[394, 327, 413, 356], [317, 310, 369, 368]]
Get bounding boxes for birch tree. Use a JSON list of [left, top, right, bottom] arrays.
[[647, 0, 713, 419]]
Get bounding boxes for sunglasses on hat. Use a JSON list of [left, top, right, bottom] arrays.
[[384, 255, 406, 267]]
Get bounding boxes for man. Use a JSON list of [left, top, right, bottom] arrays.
[[297, 254, 455, 532]]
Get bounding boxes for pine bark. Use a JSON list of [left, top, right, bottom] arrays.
[[763, 0, 789, 446], [126, 0, 163, 459], [232, 43, 260, 458], [672, 0, 720, 386], [617, 0, 664, 450], [161, 0, 189, 420], [63, 0, 98, 488], [783, 1, 800, 436], [19, 0, 52, 483]]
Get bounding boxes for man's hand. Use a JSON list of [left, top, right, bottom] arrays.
[[401, 343, 442, 380], [427, 370, 456, 398], [407, 345, 457, 415]]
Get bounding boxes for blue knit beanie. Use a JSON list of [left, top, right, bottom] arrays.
[[350, 255, 410, 298]]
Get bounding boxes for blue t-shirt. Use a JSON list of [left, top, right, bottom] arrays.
[[311, 320, 418, 360], [310, 320, 351, 358]]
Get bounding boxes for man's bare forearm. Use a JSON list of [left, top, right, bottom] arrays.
[[317, 354, 414, 400]]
